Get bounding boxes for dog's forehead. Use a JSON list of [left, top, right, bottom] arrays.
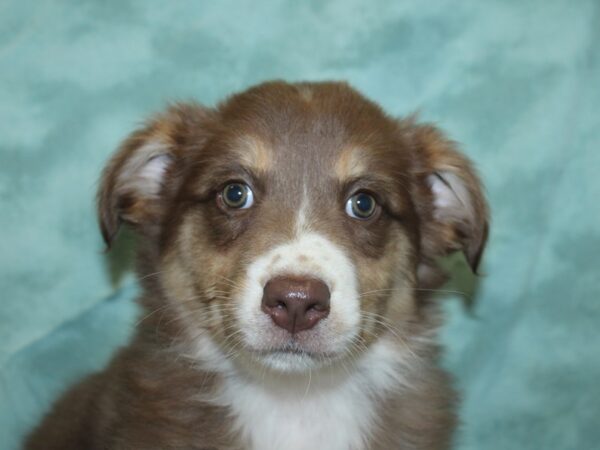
[[216, 82, 407, 185]]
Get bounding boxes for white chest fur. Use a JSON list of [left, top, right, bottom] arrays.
[[215, 338, 409, 450]]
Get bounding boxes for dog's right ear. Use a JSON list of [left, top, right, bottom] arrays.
[[97, 103, 212, 248]]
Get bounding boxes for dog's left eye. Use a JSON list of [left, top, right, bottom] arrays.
[[221, 183, 254, 209], [345, 192, 377, 219]]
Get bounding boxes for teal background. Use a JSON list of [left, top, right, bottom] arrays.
[[1, 0, 599, 448]]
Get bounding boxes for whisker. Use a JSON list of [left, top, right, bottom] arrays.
[[359, 286, 468, 299], [137, 270, 167, 281], [360, 312, 420, 360]]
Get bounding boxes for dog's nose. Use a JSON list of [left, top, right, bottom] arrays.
[[261, 276, 330, 334]]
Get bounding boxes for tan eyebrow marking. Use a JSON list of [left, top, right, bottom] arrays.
[[235, 135, 272, 173], [335, 146, 369, 181]]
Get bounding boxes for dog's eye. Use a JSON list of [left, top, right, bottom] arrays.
[[222, 183, 254, 209], [345, 192, 377, 219]]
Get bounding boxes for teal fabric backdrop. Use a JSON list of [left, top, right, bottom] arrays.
[[1, 1, 599, 448]]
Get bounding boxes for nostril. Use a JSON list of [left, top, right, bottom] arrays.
[[307, 302, 324, 312]]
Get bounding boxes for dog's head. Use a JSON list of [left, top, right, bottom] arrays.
[[99, 81, 488, 374]]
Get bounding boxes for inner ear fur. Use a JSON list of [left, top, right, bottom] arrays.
[[406, 120, 489, 276], [97, 103, 212, 248]]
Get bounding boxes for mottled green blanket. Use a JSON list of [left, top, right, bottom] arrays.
[[1, 1, 599, 448]]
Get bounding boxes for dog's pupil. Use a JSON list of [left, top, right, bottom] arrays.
[[225, 184, 246, 206], [355, 193, 373, 215]]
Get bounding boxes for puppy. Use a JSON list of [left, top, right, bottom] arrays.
[[26, 81, 488, 450]]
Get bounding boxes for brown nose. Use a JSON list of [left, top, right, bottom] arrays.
[[261, 276, 330, 334]]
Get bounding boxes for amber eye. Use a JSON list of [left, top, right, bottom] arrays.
[[222, 183, 254, 209], [345, 192, 377, 219]]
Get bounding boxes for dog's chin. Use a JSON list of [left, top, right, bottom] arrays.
[[257, 351, 324, 372], [235, 320, 362, 374], [248, 345, 342, 373]]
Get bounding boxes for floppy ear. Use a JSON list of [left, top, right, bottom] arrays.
[[97, 103, 211, 247], [408, 121, 489, 275]]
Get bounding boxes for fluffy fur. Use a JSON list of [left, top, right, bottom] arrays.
[[26, 81, 489, 450]]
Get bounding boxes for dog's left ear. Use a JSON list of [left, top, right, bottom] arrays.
[[407, 121, 489, 274]]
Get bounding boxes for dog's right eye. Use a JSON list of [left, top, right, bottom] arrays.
[[221, 183, 254, 209]]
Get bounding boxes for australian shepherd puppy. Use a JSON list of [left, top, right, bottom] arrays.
[[26, 81, 488, 450]]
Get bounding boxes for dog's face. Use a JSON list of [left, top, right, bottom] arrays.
[[99, 82, 488, 374]]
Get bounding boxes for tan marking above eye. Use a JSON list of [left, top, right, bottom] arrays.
[[335, 146, 369, 181], [235, 135, 272, 173]]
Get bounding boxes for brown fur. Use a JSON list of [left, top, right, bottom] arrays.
[[26, 81, 488, 450]]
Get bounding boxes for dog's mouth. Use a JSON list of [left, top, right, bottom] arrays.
[[253, 343, 338, 359]]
